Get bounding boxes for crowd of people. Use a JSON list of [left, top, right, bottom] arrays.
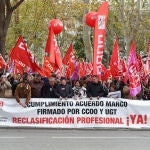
[[0, 72, 150, 107]]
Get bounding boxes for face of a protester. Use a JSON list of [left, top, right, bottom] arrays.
[[1, 77, 6, 83], [61, 79, 66, 85], [49, 79, 55, 86], [86, 76, 92, 82], [14, 74, 22, 81], [93, 77, 99, 83], [28, 75, 34, 81], [75, 81, 80, 87], [34, 76, 41, 82]]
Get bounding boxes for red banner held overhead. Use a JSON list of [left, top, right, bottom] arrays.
[[109, 37, 119, 77], [9, 36, 31, 67], [127, 41, 141, 97], [9, 36, 44, 76], [146, 40, 150, 73], [93, 2, 108, 79], [62, 43, 75, 65], [45, 27, 63, 72], [119, 58, 126, 75], [137, 55, 146, 81], [43, 56, 56, 78], [0, 54, 6, 69]]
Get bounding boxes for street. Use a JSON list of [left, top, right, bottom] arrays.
[[0, 128, 150, 150]]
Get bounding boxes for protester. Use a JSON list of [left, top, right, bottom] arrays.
[[54, 77, 73, 100], [14, 74, 31, 107], [122, 84, 137, 100], [10, 73, 22, 96], [72, 80, 86, 100], [142, 76, 150, 100], [86, 75, 108, 100], [29, 73, 44, 98], [41, 77, 56, 98], [0, 75, 12, 98]]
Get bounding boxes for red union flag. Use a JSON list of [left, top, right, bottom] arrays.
[[137, 55, 146, 81], [109, 37, 119, 77], [128, 41, 141, 97], [93, 2, 108, 78], [146, 40, 150, 73], [9, 36, 45, 76], [45, 27, 55, 64], [0, 54, 6, 69], [9, 36, 31, 67], [43, 56, 56, 78], [62, 43, 75, 65], [119, 58, 126, 75], [45, 26, 63, 72]]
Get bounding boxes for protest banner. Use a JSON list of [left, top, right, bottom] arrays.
[[0, 98, 149, 128]]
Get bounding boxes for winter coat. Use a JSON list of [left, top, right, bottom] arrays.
[[54, 84, 73, 98], [86, 82, 108, 98], [72, 86, 87, 98], [29, 80, 44, 98], [41, 83, 57, 98], [14, 83, 31, 104]]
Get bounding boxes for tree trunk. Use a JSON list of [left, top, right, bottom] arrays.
[[120, 0, 141, 57], [0, 12, 12, 58], [83, 0, 93, 62], [0, 0, 6, 58], [0, 0, 24, 58]]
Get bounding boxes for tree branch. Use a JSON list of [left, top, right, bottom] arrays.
[[12, 0, 24, 11]]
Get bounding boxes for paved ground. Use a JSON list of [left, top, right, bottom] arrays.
[[0, 128, 150, 150]]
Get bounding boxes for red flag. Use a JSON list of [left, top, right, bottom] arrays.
[[127, 41, 141, 97], [78, 62, 86, 78], [124, 41, 137, 84], [0, 54, 6, 69], [109, 37, 119, 77], [13, 59, 25, 74], [45, 27, 63, 72], [54, 42, 63, 72], [101, 64, 111, 81], [62, 43, 75, 65], [27, 52, 45, 76], [146, 40, 150, 74], [85, 62, 93, 75], [119, 58, 126, 75], [43, 56, 56, 78], [9, 36, 45, 76], [137, 55, 146, 81], [93, 2, 108, 78], [127, 41, 136, 67], [9, 36, 31, 67], [45, 27, 55, 64], [65, 61, 75, 78]]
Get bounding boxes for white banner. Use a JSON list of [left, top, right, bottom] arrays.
[[0, 98, 150, 128]]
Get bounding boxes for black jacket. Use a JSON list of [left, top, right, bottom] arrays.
[[41, 83, 56, 98], [86, 82, 108, 97], [54, 84, 73, 98]]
